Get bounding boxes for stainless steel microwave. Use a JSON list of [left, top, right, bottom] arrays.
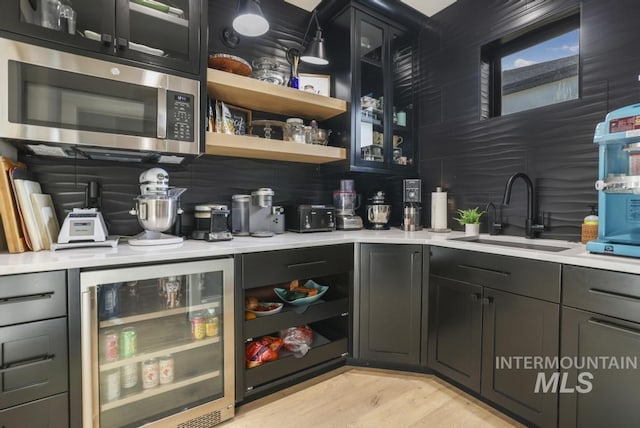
[[0, 37, 200, 162]]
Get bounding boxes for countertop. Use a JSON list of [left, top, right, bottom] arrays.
[[2, 229, 640, 276]]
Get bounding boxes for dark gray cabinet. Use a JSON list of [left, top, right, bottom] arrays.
[[428, 246, 560, 427], [560, 265, 640, 428], [427, 274, 482, 390], [0, 271, 70, 427], [236, 244, 353, 403], [358, 244, 424, 365]]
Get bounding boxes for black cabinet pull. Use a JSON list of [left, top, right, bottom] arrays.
[[470, 293, 481, 301], [482, 296, 494, 305], [458, 264, 510, 277], [287, 260, 327, 269], [588, 319, 640, 337], [589, 288, 640, 303], [117, 37, 128, 50], [0, 354, 55, 373], [101, 33, 112, 46], [0, 291, 54, 304]]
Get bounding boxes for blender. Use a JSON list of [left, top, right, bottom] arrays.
[[128, 168, 187, 246], [333, 180, 363, 230]]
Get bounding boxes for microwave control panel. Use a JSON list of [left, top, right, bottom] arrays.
[[167, 91, 194, 142]]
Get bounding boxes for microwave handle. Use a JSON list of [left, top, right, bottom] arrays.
[[158, 89, 167, 139]]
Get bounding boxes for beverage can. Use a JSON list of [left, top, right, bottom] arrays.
[[159, 355, 174, 384], [102, 369, 120, 402], [191, 316, 205, 340], [120, 327, 137, 358], [205, 309, 219, 337], [102, 330, 119, 363], [142, 359, 159, 389], [121, 362, 138, 389]]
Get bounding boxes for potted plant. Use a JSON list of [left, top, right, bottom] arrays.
[[454, 207, 484, 236]]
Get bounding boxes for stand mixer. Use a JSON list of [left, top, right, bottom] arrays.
[[128, 168, 186, 246], [333, 180, 363, 230]]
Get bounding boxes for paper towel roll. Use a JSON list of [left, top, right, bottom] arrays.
[[431, 188, 448, 230]]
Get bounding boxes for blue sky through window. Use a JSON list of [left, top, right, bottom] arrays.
[[502, 29, 579, 71]]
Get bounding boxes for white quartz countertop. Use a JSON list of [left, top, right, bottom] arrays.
[[2, 229, 640, 276]]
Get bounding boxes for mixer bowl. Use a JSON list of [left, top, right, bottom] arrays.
[[133, 196, 178, 232]]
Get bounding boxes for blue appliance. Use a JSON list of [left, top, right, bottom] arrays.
[[587, 103, 640, 257]]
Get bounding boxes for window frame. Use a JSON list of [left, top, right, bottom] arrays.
[[481, 13, 581, 118]]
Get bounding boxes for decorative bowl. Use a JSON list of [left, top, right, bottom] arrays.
[[246, 302, 284, 317], [274, 280, 329, 306]]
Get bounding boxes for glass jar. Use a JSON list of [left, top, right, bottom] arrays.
[[205, 309, 219, 337], [285, 118, 306, 143]]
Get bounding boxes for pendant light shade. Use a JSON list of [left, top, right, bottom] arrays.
[[300, 29, 328, 65], [232, 0, 269, 37], [299, 10, 329, 65]]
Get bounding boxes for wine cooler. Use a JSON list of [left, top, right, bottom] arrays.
[[80, 258, 234, 427]]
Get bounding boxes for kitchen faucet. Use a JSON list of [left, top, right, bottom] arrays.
[[484, 202, 503, 235], [501, 172, 544, 238]]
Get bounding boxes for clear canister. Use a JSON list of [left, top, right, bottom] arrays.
[[285, 118, 306, 143], [231, 194, 250, 236]]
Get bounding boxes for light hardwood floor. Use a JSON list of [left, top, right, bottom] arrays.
[[221, 367, 524, 428]]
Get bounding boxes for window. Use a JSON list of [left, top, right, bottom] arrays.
[[481, 13, 580, 117]]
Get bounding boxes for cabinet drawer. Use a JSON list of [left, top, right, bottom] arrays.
[[430, 247, 560, 302], [0, 393, 68, 428], [563, 265, 640, 323], [242, 244, 353, 289], [0, 318, 68, 410], [0, 271, 67, 326]]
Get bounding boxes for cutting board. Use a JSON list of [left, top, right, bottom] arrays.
[[0, 157, 27, 253], [11, 168, 44, 251], [31, 193, 60, 250]]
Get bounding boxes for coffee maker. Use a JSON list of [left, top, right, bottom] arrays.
[[587, 104, 640, 257], [333, 179, 363, 230], [402, 179, 422, 231], [249, 188, 285, 237]]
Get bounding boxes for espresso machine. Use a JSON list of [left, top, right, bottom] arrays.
[[333, 179, 363, 230], [248, 188, 285, 237], [587, 103, 640, 257], [402, 179, 423, 231]]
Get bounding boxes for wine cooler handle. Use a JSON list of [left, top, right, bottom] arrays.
[[81, 287, 99, 428]]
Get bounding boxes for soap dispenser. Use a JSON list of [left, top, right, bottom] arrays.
[[581, 205, 599, 244]]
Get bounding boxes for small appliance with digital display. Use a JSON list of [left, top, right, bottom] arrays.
[[52, 208, 118, 250]]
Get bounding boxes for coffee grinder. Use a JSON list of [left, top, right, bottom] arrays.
[[402, 179, 422, 231], [587, 103, 640, 257], [333, 179, 363, 230]]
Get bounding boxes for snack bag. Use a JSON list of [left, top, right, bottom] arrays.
[[280, 326, 313, 358], [246, 336, 284, 368]]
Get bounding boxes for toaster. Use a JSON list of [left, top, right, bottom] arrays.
[[286, 205, 335, 232]]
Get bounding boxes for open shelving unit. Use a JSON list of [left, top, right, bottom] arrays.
[[205, 69, 348, 164]]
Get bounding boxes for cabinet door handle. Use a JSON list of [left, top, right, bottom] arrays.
[[0, 291, 54, 304], [458, 264, 510, 277], [0, 354, 55, 373], [117, 37, 128, 50], [101, 33, 112, 46], [588, 319, 640, 337], [287, 260, 327, 269], [482, 296, 494, 305], [589, 288, 640, 303], [470, 293, 481, 301]]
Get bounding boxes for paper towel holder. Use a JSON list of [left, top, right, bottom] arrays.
[[428, 186, 451, 233]]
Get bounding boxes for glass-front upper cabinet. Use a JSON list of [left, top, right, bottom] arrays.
[[0, 0, 202, 75], [352, 9, 416, 174]]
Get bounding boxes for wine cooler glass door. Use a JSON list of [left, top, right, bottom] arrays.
[[80, 258, 235, 428]]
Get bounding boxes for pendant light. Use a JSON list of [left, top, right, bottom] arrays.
[[232, 0, 269, 37], [299, 9, 328, 65]]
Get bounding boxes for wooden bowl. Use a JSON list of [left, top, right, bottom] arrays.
[[208, 54, 252, 76]]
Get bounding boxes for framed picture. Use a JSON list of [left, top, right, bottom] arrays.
[[298, 73, 331, 97], [226, 104, 252, 135]]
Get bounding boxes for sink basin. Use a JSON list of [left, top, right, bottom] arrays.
[[450, 236, 572, 252]]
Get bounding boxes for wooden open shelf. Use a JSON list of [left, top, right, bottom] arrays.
[[205, 133, 347, 164], [206, 69, 347, 121]]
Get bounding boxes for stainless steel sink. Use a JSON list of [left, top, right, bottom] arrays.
[[450, 236, 572, 252]]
